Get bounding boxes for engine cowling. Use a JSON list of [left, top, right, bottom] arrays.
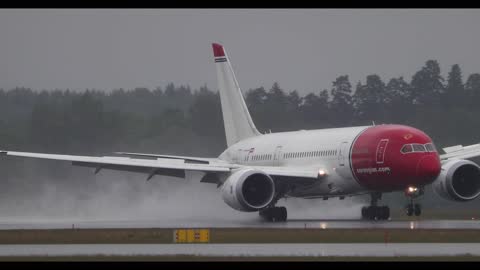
[[221, 168, 275, 212], [433, 159, 480, 201]]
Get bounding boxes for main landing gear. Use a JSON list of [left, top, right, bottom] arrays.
[[259, 206, 287, 222], [361, 192, 390, 221], [404, 186, 423, 217], [259, 188, 289, 222]]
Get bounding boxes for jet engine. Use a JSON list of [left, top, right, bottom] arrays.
[[433, 159, 480, 201], [221, 168, 275, 212]]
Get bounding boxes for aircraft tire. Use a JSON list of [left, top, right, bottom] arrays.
[[406, 204, 414, 216], [414, 204, 421, 216]]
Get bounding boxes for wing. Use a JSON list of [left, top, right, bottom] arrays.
[[0, 150, 319, 185], [0, 150, 231, 181], [113, 152, 221, 164], [440, 143, 480, 161]]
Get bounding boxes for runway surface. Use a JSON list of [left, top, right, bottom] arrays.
[[0, 218, 480, 230], [1, 243, 480, 257]]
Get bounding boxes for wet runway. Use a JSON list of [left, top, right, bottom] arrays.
[[1, 243, 480, 257], [1, 218, 480, 230]]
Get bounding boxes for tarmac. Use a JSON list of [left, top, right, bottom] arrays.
[[1, 218, 480, 230], [1, 243, 480, 257]]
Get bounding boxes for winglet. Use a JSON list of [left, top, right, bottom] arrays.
[[212, 43, 225, 57]]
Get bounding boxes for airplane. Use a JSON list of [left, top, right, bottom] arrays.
[[2, 43, 480, 222]]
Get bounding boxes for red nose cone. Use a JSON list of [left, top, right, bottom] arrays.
[[416, 155, 441, 181]]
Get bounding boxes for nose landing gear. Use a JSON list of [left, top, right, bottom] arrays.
[[361, 192, 390, 221], [405, 203, 422, 216], [404, 186, 423, 217]]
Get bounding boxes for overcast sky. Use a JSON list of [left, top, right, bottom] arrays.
[[1, 9, 480, 95]]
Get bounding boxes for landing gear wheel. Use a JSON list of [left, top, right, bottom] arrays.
[[414, 204, 421, 216], [379, 206, 390, 220], [259, 208, 273, 222], [405, 204, 414, 216], [259, 207, 287, 222], [367, 206, 375, 220], [362, 206, 390, 220]]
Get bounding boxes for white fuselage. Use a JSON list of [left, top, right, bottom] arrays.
[[219, 126, 370, 198]]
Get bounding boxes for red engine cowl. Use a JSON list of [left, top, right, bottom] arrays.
[[221, 168, 275, 212], [433, 159, 480, 201]]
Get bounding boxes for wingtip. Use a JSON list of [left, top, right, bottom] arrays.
[[212, 43, 225, 57]]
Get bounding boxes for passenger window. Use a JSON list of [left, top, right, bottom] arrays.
[[412, 144, 426, 152], [401, 144, 413, 154]]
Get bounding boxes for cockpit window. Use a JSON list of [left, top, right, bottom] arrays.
[[401, 144, 413, 154], [425, 143, 437, 152], [402, 143, 436, 154], [412, 144, 426, 152]]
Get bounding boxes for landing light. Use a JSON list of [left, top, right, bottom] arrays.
[[407, 186, 418, 194], [318, 170, 327, 178]]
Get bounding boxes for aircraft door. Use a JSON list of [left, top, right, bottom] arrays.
[[273, 146, 283, 166], [233, 149, 242, 163], [338, 141, 349, 167]]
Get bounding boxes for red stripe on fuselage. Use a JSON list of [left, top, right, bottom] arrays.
[[351, 125, 441, 191]]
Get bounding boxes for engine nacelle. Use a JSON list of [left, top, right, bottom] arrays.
[[433, 159, 480, 201], [221, 168, 275, 212]]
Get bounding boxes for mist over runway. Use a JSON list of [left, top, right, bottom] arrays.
[[0, 173, 478, 230]]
